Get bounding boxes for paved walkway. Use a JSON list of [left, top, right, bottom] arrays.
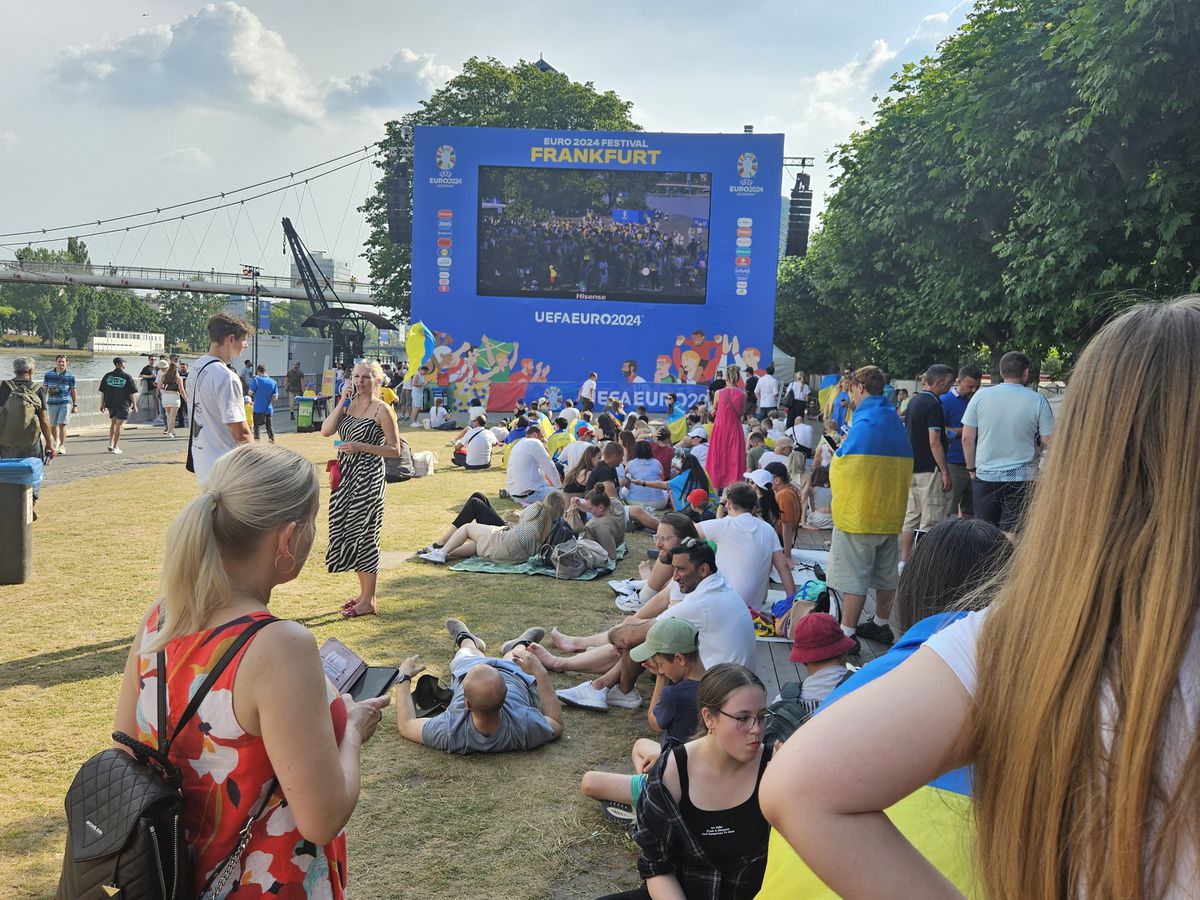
[[44, 412, 300, 486]]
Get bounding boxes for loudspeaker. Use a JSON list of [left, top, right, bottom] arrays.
[[387, 160, 411, 245], [785, 172, 813, 258]]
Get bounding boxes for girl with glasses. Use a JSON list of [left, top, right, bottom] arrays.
[[599, 663, 772, 900]]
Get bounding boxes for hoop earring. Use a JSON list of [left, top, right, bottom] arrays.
[[274, 553, 297, 576]]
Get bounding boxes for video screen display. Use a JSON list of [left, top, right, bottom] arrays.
[[477, 166, 711, 305]]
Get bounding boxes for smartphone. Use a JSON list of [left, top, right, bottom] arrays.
[[646, 549, 659, 561]]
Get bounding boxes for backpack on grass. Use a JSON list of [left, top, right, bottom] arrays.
[[550, 537, 611, 579], [536, 516, 577, 568]]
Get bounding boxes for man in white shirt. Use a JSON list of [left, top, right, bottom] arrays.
[[754, 364, 780, 419], [189, 313, 252, 482], [559, 400, 580, 422], [687, 426, 709, 467], [505, 424, 562, 505], [559, 429, 595, 469], [553, 537, 756, 710], [757, 435, 794, 470], [697, 482, 796, 611], [786, 420, 817, 458], [452, 415, 498, 470], [579, 372, 598, 412]]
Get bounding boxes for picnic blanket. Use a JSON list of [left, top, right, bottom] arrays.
[[448, 543, 627, 579]]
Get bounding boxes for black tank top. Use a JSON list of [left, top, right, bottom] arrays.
[[674, 743, 771, 872]]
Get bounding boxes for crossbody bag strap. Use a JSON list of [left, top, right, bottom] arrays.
[[163, 615, 278, 753], [186, 358, 224, 445], [157, 651, 168, 755]]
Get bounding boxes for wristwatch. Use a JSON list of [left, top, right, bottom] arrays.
[[966, 467, 977, 473], [396, 673, 413, 685]]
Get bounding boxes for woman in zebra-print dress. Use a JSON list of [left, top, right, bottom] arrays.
[[322, 360, 401, 617]]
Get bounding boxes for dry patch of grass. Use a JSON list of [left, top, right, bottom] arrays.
[[0, 429, 647, 899]]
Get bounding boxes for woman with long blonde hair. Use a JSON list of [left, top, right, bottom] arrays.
[[762, 296, 1200, 898], [322, 360, 401, 617], [109, 444, 389, 898]]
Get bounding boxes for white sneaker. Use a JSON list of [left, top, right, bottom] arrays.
[[555, 680, 610, 710], [608, 579, 638, 596], [56, 445, 65, 455], [111, 446, 123, 454], [615, 592, 647, 613], [417, 548, 447, 563], [606, 686, 643, 709], [106, 445, 113, 453]]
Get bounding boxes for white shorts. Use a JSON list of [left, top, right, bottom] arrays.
[[161, 391, 181, 409]]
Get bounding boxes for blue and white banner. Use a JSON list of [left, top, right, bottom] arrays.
[[411, 126, 783, 411]]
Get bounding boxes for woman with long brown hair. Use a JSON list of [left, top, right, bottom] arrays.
[[762, 296, 1200, 898]]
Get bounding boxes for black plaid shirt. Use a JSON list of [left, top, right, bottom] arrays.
[[633, 744, 771, 900]]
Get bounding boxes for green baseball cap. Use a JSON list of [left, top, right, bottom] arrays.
[[630, 617, 699, 662]]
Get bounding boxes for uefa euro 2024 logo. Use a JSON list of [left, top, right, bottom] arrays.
[[435, 145, 457, 171], [736, 152, 758, 179]]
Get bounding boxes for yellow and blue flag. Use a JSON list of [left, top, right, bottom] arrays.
[[817, 373, 840, 416], [829, 395, 911, 534], [405, 322, 435, 372], [755, 612, 977, 898]]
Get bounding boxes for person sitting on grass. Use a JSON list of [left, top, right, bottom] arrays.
[[566, 489, 628, 560], [632, 452, 712, 514], [745, 430, 768, 471], [580, 618, 707, 821], [393, 618, 563, 755], [562, 443, 600, 495], [550, 539, 755, 712], [596, 664, 773, 900], [608, 512, 700, 611], [417, 492, 567, 565], [451, 415, 497, 470]]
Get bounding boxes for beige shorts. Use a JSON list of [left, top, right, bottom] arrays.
[[903, 470, 950, 532], [827, 529, 900, 596]]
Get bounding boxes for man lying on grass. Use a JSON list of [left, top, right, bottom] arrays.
[[394, 618, 564, 754]]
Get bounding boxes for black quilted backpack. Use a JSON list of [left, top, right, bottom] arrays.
[[57, 617, 275, 900]]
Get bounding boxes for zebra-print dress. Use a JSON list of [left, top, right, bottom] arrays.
[[326, 412, 386, 574]]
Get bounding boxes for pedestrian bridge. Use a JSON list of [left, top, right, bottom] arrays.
[[0, 259, 379, 305]]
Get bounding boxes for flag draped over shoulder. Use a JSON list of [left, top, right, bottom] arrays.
[[829, 394, 912, 534], [754, 611, 977, 898]]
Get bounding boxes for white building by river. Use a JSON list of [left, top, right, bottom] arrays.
[[86, 329, 166, 356]]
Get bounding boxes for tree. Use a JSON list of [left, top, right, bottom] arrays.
[[268, 300, 321, 337], [2, 237, 92, 345], [804, 0, 1200, 374], [359, 57, 641, 320], [157, 292, 227, 350]]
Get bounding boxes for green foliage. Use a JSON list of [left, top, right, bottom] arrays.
[[804, 0, 1200, 373], [268, 300, 321, 337], [156, 291, 227, 351], [359, 57, 641, 320]]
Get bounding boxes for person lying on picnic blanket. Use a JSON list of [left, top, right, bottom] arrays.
[[394, 619, 563, 755]]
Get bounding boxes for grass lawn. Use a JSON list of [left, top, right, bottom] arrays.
[[0, 429, 649, 899]]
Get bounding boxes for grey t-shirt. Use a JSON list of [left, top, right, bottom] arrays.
[[421, 658, 556, 755]]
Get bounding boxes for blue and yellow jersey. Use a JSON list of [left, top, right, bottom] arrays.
[[755, 612, 977, 898], [829, 394, 912, 534]]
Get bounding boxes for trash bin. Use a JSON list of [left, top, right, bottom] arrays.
[[296, 396, 315, 433], [0, 458, 42, 585]]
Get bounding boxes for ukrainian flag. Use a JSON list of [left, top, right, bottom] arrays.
[[755, 612, 977, 898], [829, 395, 911, 534], [817, 373, 840, 416]]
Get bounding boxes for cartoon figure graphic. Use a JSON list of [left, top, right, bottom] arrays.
[[621, 359, 646, 384], [735, 345, 764, 376], [653, 354, 678, 384], [673, 330, 721, 384]]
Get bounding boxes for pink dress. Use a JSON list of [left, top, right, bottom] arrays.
[[707, 386, 747, 490]]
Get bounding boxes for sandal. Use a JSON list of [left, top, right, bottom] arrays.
[[341, 605, 378, 619]]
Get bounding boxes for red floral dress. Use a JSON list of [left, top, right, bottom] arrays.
[[136, 606, 348, 899]]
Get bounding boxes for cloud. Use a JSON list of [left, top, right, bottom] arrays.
[[906, 1, 972, 46], [796, 39, 898, 134], [51, 2, 323, 123], [50, 2, 454, 125], [155, 147, 213, 169], [325, 49, 456, 111]]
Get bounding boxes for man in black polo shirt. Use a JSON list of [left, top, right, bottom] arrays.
[[900, 364, 955, 563]]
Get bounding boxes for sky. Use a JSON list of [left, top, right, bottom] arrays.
[[0, 0, 971, 282]]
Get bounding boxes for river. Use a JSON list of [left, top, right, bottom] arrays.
[[0, 352, 202, 380]]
